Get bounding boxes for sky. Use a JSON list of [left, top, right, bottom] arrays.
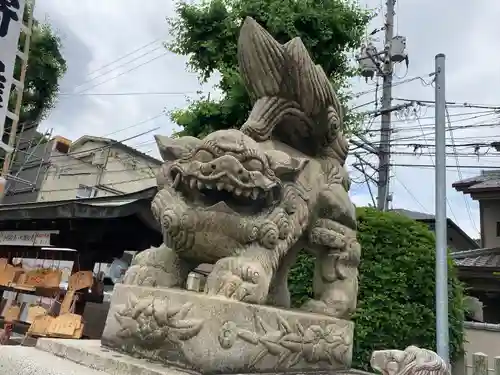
[[31, 0, 500, 240]]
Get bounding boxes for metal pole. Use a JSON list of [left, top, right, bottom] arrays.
[[377, 0, 395, 211], [434, 53, 449, 364]]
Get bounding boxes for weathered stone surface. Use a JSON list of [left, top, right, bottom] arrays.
[[0, 338, 368, 375], [36, 338, 190, 375], [102, 284, 354, 374], [122, 15, 360, 322], [106, 15, 361, 375], [371, 346, 450, 375], [0, 345, 108, 375]]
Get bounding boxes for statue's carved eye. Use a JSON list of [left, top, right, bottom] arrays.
[[193, 150, 214, 163], [244, 158, 263, 171]]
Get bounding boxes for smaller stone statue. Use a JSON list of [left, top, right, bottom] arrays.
[[371, 346, 450, 375]]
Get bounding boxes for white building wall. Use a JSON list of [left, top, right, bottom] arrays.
[[37, 140, 160, 202], [99, 148, 157, 194]]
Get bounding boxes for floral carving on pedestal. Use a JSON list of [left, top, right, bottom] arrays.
[[218, 314, 352, 368], [114, 295, 204, 349]]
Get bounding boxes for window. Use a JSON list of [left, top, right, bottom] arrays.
[[76, 184, 97, 199], [496, 222, 500, 237]]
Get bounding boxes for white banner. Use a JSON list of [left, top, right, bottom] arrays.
[[0, 230, 58, 246], [0, 0, 26, 150]]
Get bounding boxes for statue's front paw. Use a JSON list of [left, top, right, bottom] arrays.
[[205, 257, 271, 304], [301, 298, 349, 319], [122, 265, 179, 287]]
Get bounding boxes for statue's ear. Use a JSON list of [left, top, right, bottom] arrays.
[[265, 150, 308, 178], [154, 135, 201, 161]]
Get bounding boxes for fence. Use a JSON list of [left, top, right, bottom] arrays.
[[465, 353, 500, 375]]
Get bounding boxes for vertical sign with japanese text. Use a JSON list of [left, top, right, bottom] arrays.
[[0, 0, 26, 149]]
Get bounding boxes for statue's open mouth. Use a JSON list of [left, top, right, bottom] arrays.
[[170, 168, 279, 214]]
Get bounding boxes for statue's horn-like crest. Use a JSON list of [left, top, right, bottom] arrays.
[[238, 17, 286, 102], [237, 17, 347, 159]]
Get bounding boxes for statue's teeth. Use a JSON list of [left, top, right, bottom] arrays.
[[189, 179, 197, 189], [234, 188, 242, 196], [251, 188, 259, 200], [217, 182, 224, 191], [205, 183, 213, 189], [242, 190, 251, 197], [197, 181, 204, 189], [225, 185, 234, 192]]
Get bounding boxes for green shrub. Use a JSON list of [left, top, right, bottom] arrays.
[[288, 207, 465, 370]]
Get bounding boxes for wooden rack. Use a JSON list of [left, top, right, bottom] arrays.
[[0, 259, 95, 340]]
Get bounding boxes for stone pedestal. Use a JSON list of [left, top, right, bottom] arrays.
[[101, 284, 354, 374]]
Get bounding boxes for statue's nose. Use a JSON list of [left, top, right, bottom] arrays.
[[210, 155, 244, 175]]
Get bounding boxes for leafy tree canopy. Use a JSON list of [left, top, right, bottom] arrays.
[[6, 9, 67, 133], [288, 207, 465, 369], [167, 0, 373, 138]]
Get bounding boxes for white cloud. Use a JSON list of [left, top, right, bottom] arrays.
[[32, 0, 500, 240]]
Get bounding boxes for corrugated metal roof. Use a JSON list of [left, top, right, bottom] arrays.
[[452, 248, 500, 268], [454, 253, 500, 268]]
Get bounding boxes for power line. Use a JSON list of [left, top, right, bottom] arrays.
[[58, 91, 200, 97], [393, 97, 500, 111], [393, 174, 429, 213], [390, 163, 500, 170], [86, 38, 162, 77], [445, 105, 479, 234], [65, 51, 170, 95], [352, 73, 435, 99], [409, 110, 460, 224], [68, 45, 165, 93], [102, 111, 167, 137], [11, 176, 157, 196]]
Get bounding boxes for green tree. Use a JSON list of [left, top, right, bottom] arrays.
[[167, 0, 372, 137], [5, 7, 66, 138], [12, 21, 67, 127], [288, 208, 465, 369], [19, 21, 67, 125], [2, 9, 66, 159]]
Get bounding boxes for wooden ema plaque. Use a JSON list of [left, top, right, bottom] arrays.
[[46, 313, 84, 339], [26, 305, 48, 324], [22, 268, 62, 289], [28, 315, 54, 336], [0, 264, 25, 286], [69, 271, 93, 291], [3, 303, 21, 322], [60, 271, 93, 315]]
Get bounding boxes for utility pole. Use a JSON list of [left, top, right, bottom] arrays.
[[376, 0, 395, 211], [434, 53, 449, 364]]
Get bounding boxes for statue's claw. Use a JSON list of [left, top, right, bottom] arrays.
[[205, 257, 272, 304], [121, 245, 191, 288], [301, 299, 345, 318], [122, 265, 176, 287]]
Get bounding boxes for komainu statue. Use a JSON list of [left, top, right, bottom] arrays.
[[102, 17, 359, 374], [123, 17, 359, 319], [371, 346, 450, 375]]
